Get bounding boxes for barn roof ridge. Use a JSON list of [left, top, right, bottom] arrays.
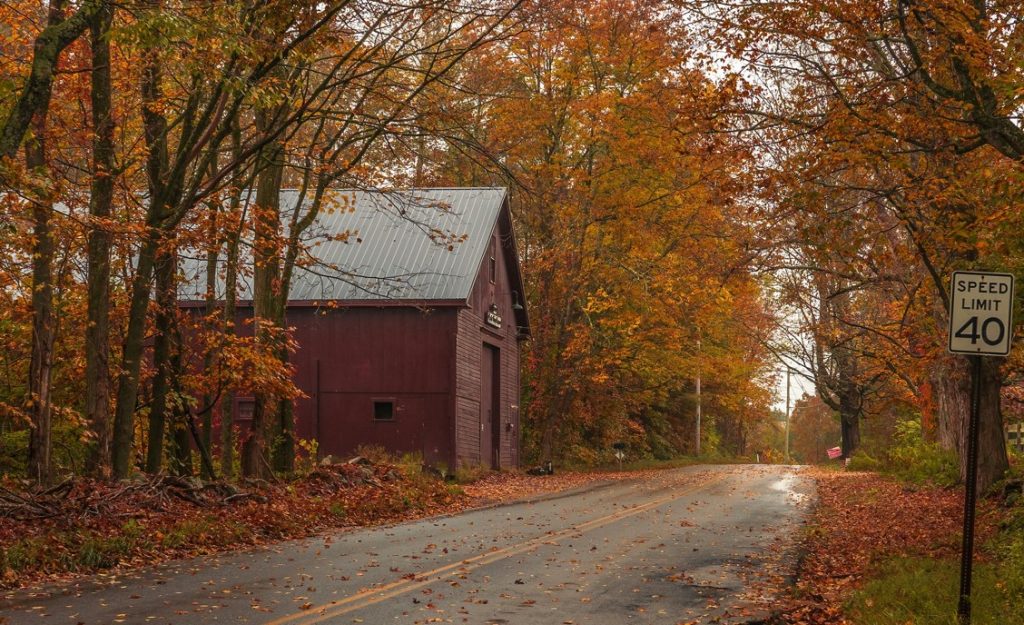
[[179, 187, 517, 306], [273, 185, 505, 191]]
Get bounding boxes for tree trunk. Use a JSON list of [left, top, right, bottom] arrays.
[[111, 233, 159, 478], [84, 2, 114, 478], [220, 232, 240, 478], [145, 248, 176, 473], [0, 0, 101, 160], [168, 315, 192, 478], [20, 16, 63, 484], [25, 131, 55, 485], [534, 306, 575, 466], [242, 396, 270, 478], [539, 417, 556, 466], [221, 390, 236, 477], [170, 410, 193, 477], [934, 355, 1008, 491], [838, 365, 861, 458], [840, 412, 860, 459], [242, 126, 284, 478], [971, 358, 1008, 493], [113, 19, 170, 479], [273, 390, 294, 473], [219, 124, 243, 479], [271, 242, 292, 473], [934, 356, 968, 455], [538, 384, 571, 465], [199, 178, 219, 479], [186, 401, 217, 480]]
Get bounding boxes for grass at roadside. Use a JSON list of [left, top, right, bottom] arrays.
[[771, 468, 1012, 625], [842, 461, 1024, 625], [781, 418, 1024, 625], [846, 557, 1015, 625]]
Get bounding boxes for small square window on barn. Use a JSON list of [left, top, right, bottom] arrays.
[[373, 400, 395, 421], [237, 398, 255, 421]]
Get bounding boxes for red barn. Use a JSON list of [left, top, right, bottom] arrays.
[[183, 188, 529, 470]]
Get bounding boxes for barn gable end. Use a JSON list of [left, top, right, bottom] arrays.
[[182, 187, 528, 471], [454, 199, 527, 468]]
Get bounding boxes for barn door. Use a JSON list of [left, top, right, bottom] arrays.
[[482, 344, 501, 469]]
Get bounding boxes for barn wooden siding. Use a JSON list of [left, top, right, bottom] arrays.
[[454, 225, 522, 468], [185, 189, 529, 471], [282, 306, 458, 466]]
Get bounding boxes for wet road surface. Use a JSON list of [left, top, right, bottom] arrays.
[[1, 464, 813, 625]]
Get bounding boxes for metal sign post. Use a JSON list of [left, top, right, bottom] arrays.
[[947, 271, 1015, 625], [958, 354, 982, 624]]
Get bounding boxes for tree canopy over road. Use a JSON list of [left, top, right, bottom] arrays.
[[0, 0, 1021, 494]]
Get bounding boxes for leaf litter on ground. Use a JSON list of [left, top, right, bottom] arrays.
[[764, 468, 1001, 625], [0, 462, 649, 591]]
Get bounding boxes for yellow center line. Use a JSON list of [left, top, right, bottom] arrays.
[[263, 473, 724, 625]]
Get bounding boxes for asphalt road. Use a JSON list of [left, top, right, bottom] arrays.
[[1, 464, 814, 625]]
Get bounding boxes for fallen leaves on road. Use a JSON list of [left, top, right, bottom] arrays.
[[0, 464, 647, 591], [0, 461, 463, 590], [770, 468, 999, 625], [461, 469, 652, 503]]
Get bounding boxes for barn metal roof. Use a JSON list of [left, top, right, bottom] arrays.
[[179, 187, 509, 304]]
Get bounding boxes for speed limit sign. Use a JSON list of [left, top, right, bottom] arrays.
[[948, 270, 1016, 625], [948, 271, 1015, 356]]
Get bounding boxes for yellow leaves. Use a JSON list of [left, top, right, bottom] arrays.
[[185, 320, 303, 404], [581, 288, 612, 315]]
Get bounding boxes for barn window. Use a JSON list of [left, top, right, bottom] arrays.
[[373, 400, 395, 421], [237, 398, 255, 421]]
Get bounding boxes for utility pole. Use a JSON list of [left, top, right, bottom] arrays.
[[695, 338, 701, 457], [784, 367, 791, 464]]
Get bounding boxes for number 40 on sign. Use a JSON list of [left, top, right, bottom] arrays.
[[948, 271, 1015, 356]]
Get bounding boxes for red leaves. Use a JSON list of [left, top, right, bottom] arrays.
[[0, 462, 469, 590], [770, 469, 999, 625]]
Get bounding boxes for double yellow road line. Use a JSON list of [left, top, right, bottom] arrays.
[[264, 473, 723, 625]]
